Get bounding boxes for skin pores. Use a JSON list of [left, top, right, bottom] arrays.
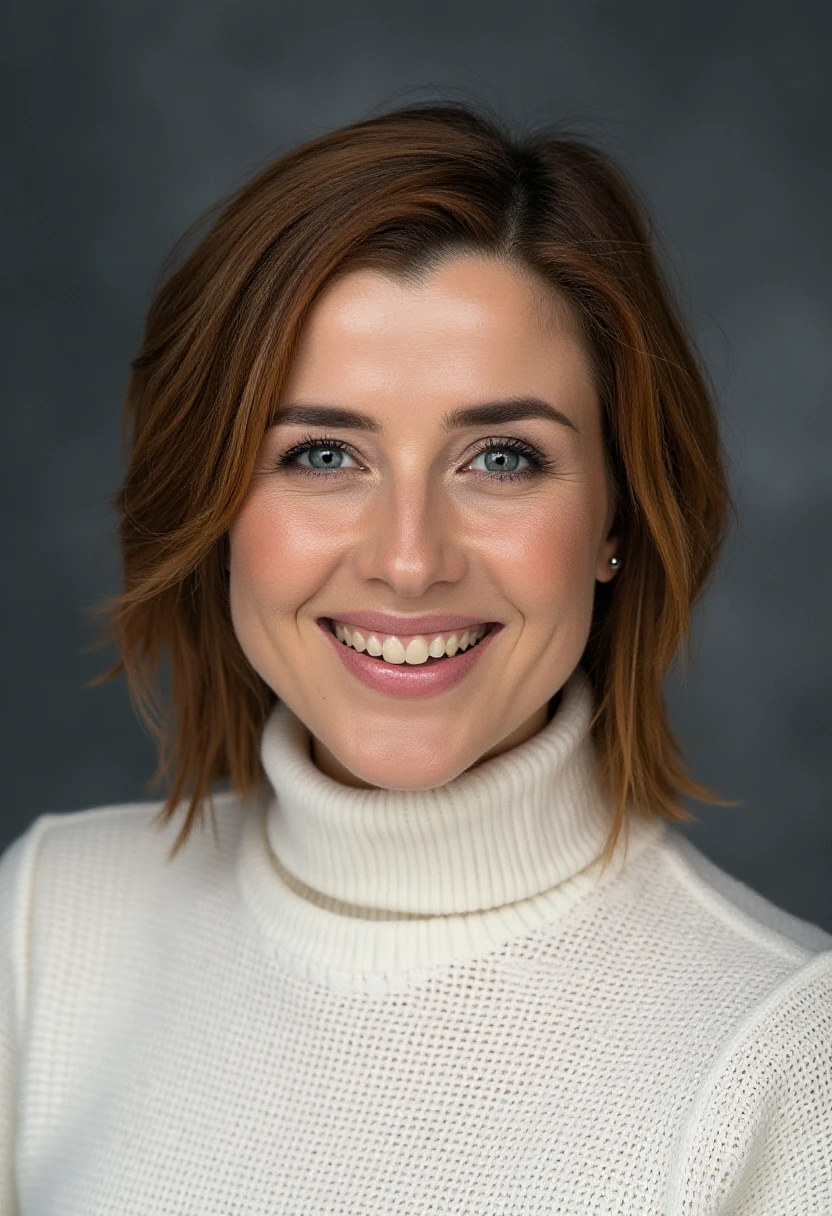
[[228, 255, 619, 790]]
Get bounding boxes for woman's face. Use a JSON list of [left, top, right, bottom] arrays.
[[229, 254, 619, 789]]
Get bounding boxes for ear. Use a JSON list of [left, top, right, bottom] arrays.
[[595, 531, 620, 584], [596, 495, 621, 584]]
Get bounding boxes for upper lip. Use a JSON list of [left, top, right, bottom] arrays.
[[321, 612, 500, 635]]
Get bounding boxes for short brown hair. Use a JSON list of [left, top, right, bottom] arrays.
[[93, 103, 738, 868]]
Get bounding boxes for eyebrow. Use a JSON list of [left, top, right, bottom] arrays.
[[270, 396, 579, 435]]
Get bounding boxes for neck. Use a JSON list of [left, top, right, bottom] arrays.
[[236, 664, 663, 978], [259, 668, 614, 918]]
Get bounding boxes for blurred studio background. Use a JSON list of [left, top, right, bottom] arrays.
[[2, 1, 830, 929]]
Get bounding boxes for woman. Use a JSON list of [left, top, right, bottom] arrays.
[[1, 103, 830, 1214]]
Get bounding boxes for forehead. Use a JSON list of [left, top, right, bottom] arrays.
[[282, 255, 594, 405]]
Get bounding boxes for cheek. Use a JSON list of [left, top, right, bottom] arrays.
[[482, 498, 598, 618], [229, 490, 336, 613]]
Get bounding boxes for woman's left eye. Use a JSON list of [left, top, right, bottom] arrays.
[[470, 443, 536, 479]]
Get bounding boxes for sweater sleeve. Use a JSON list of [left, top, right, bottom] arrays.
[[0, 819, 46, 1216], [670, 950, 832, 1215]]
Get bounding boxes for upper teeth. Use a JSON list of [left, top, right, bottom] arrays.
[[332, 621, 489, 664]]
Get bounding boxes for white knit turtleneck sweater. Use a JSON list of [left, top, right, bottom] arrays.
[[1, 666, 830, 1214]]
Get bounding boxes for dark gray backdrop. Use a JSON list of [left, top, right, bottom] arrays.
[[2, 1, 830, 930]]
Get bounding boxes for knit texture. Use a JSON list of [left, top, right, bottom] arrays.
[[1, 666, 830, 1214]]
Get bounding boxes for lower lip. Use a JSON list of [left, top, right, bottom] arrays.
[[316, 619, 503, 699]]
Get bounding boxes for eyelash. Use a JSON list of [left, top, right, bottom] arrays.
[[274, 433, 556, 483]]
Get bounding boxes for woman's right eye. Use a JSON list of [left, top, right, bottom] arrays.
[[275, 436, 361, 477]]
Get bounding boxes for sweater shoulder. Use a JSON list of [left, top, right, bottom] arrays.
[[0, 792, 252, 1033], [614, 828, 832, 1209], [1, 791, 250, 901], [653, 824, 832, 960], [668, 947, 832, 1212]]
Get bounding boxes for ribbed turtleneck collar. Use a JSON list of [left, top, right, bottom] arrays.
[[235, 665, 664, 987]]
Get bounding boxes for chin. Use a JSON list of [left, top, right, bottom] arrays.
[[367, 765, 469, 792], [318, 738, 473, 792]]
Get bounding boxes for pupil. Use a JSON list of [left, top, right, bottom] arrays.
[[485, 450, 519, 472]]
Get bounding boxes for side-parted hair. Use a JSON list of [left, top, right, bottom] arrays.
[[93, 103, 738, 867]]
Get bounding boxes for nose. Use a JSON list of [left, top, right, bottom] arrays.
[[351, 475, 468, 598]]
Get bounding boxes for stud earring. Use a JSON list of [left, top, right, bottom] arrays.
[[609, 555, 620, 567]]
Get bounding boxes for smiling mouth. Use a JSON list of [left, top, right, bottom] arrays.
[[324, 618, 499, 665]]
